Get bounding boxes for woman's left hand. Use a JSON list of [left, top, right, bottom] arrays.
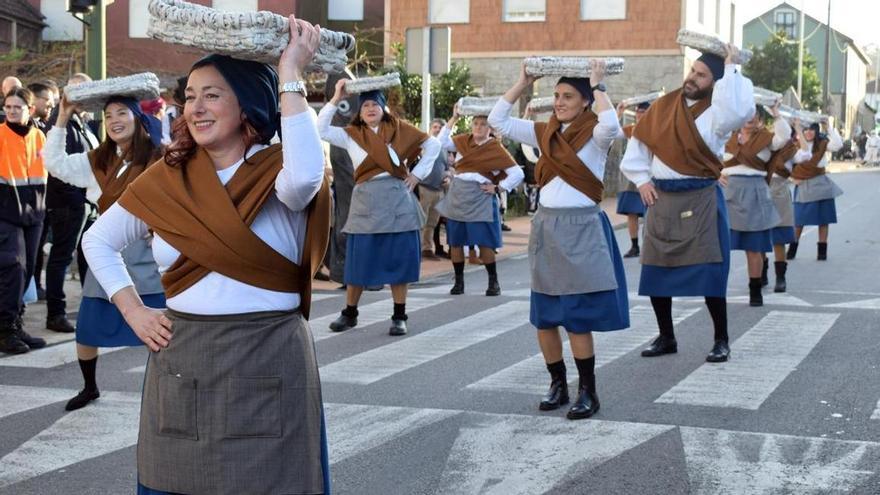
[[279, 15, 321, 79], [404, 174, 420, 191], [480, 183, 498, 195]]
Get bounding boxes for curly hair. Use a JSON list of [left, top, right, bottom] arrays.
[[164, 111, 262, 168]]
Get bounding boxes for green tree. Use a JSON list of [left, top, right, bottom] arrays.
[[744, 32, 822, 110]]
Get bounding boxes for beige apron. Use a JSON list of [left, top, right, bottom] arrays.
[[642, 184, 723, 267]]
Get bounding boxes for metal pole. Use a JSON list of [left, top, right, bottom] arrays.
[[797, 0, 805, 100], [821, 0, 832, 111], [420, 27, 431, 131], [85, 1, 106, 81]]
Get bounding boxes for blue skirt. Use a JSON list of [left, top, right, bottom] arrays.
[[794, 198, 837, 226], [616, 191, 646, 216], [730, 229, 772, 252], [447, 196, 502, 248], [771, 226, 796, 245], [75, 294, 166, 347], [344, 231, 421, 286], [137, 407, 332, 495], [639, 180, 730, 298], [530, 212, 629, 333]]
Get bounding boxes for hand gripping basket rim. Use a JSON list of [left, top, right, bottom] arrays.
[[64, 72, 161, 112], [146, 0, 354, 73]]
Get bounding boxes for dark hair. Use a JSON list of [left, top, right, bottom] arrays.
[[27, 82, 51, 96], [5, 87, 34, 106], [93, 110, 163, 173]]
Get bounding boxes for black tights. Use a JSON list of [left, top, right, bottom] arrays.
[[650, 296, 728, 342]]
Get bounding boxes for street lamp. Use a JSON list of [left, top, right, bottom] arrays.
[[67, 0, 98, 14]]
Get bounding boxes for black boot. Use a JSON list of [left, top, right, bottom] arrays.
[[0, 322, 29, 355], [14, 317, 46, 349], [760, 258, 769, 287], [749, 277, 763, 307], [774, 261, 788, 293], [46, 314, 75, 333], [389, 304, 407, 336], [329, 306, 358, 332], [786, 241, 798, 260], [450, 262, 465, 295], [817, 242, 827, 261], [623, 239, 640, 258], [539, 360, 569, 411], [484, 262, 500, 296], [706, 339, 731, 363]]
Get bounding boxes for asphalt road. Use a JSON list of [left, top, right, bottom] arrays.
[[1, 168, 879, 494]]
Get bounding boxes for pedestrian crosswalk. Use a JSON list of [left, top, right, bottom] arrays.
[[1, 289, 879, 494]]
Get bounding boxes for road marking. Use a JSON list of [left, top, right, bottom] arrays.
[[319, 301, 531, 384], [656, 311, 839, 410], [0, 385, 76, 420], [0, 341, 127, 369], [0, 390, 140, 489], [824, 297, 880, 310], [309, 297, 450, 342], [437, 413, 673, 494], [324, 403, 458, 464], [681, 426, 880, 494], [311, 292, 339, 302], [466, 305, 701, 393], [727, 293, 812, 307]]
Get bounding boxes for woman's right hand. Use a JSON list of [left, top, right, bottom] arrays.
[[123, 305, 173, 352], [55, 95, 76, 127], [331, 79, 348, 105], [518, 62, 540, 88]]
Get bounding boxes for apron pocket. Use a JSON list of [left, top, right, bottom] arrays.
[[225, 376, 282, 438], [157, 373, 198, 440]]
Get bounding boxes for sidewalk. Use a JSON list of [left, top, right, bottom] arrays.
[[15, 198, 627, 341]]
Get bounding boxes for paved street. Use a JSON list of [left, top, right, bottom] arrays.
[[1, 168, 879, 494]]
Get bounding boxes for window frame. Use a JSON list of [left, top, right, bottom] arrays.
[[502, 0, 547, 23], [580, 0, 627, 21]]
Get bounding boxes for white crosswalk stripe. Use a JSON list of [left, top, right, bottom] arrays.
[[319, 301, 531, 384], [0, 385, 77, 420], [0, 341, 128, 369], [309, 297, 450, 341], [824, 297, 880, 310], [656, 311, 840, 410], [466, 305, 701, 393]]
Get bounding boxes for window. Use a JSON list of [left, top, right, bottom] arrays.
[[429, 0, 469, 24], [503, 0, 546, 22], [774, 9, 797, 39], [212, 0, 257, 11], [129, 0, 150, 38], [329, 0, 364, 21], [581, 0, 626, 20]]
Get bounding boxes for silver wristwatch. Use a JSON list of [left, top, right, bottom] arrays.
[[279, 81, 307, 98]]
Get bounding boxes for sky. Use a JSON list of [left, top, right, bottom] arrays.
[[736, 0, 880, 49]]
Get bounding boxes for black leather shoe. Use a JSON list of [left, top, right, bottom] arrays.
[[761, 259, 769, 287], [65, 388, 100, 411], [706, 340, 731, 363], [329, 314, 357, 332], [0, 333, 30, 354], [539, 379, 570, 411], [46, 315, 75, 333], [485, 277, 500, 296], [501, 223, 512, 232], [450, 276, 464, 295], [566, 386, 600, 420], [623, 246, 640, 258], [641, 335, 677, 357], [786, 242, 798, 260], [36, 287, 46, 301], [389, 318, 407, 336], [14, 326, 46, 349], [749, 279, 763, 307]]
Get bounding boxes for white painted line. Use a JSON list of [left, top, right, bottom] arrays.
[[324, 403, 458, 464], [727, 293, 812, 307], [871, 400, 880, 420], [319, 301, 531, 384], [656, 311, 839, 410], [681, 426, 880, 494], [408, 285, 454, 296], [438, 412, 673, 494], [0, 390, 140, 488], [0, 341, 128, 369], [466, 305, 700, 393], [309, 297, 450, 342], [0, 385, 76, 420], [824, 298, 880, 310], [311, 292, 340, 302]]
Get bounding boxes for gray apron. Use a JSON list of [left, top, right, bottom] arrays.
[[642, 184, 723, 267], [342, 175, 426, 234], [794, 174, 843, 203], [529, 206, 618, 296], [723, 175, 781, 231], [81, 237, 163, 299], [138, 309, 324, 495], [769, 175, 794, 227], [434, 177, 495, 223]]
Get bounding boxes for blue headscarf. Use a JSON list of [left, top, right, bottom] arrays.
[[696, 52, 725, 81], [358, 90, 387, 111], [104, 96, 163, 148], [191, 54, 280, 145], [556, 77, 594, 106]]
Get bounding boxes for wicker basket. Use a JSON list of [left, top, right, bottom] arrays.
[[344, 73, 401, 94], [457, 96, 502, 116], [146, 0, 354, 73], [64, 72, 161, 112], [620, 91, 665, 108], [754, 87, 783, 107], [523, 57, 625, 78], [526, 96, 554, 114], [676, 29, 752, 65]]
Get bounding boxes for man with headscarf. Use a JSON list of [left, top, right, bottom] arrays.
[[621, 45, 755, 364]]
